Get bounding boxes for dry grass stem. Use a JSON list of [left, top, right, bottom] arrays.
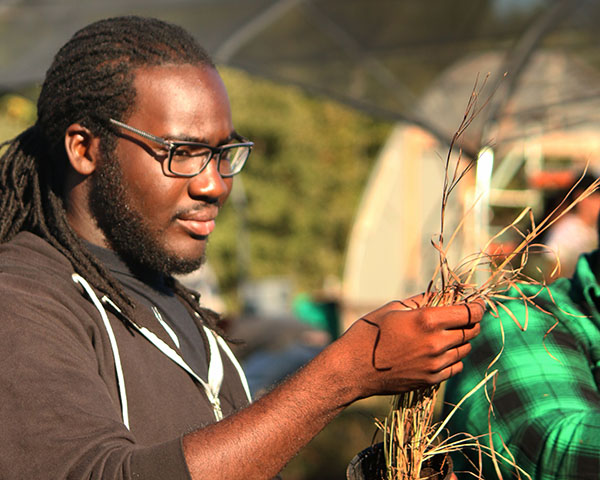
[[375, 75, 600, 479]]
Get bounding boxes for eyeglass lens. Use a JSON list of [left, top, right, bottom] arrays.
[[169, 144, 250, 177]]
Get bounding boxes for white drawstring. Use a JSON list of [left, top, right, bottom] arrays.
[[152, 306, 181, 349], [73, 274, 252, 425], [72, 274, 130, 429], [191, 311, 252, 404], [134, 323, 225, 420], [215, 333, 252, 403], [103, 298, 230, 421]]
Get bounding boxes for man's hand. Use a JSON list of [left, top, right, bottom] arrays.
[[333, 299, 484, 400], [183, 298, 483, 480]]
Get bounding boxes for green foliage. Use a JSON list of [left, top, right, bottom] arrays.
[[210, 68, 392, 310], [0, 93, 36, 141]]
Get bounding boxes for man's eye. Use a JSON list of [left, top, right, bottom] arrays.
[[172, 147, 211, 162], [154, 149, 169, 160]]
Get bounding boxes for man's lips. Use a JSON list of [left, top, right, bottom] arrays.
[[176, 210, 218, 237]]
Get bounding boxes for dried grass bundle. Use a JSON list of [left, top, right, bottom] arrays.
[[376, 75, 600, 480]]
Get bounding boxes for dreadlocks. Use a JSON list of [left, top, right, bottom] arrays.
[[0, 16, 218, 323]]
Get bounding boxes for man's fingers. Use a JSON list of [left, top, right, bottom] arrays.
[[443, 342, 472, 367], [444, 323, 481, 349], [429, 359, 465, 384], [448, 360, 464, 377], [431, 342, 473, 377], [461, 322, 481, 342], [454, 342, 472, 362], [426, 301, 485, 330], [463, 300, 485, 327], [364, 297, 485, 332]]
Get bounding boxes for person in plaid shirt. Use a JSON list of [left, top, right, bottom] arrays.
[[444, 249, 600, 479]]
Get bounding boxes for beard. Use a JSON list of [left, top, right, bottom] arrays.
[[88, 150, 205, 277]]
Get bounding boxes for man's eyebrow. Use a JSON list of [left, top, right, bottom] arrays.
[[164, 131, 240, 145]]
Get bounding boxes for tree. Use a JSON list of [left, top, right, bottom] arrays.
[[209, 68, 392, 311]]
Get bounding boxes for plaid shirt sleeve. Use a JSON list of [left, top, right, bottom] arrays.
[[444, 253, 600, 480]]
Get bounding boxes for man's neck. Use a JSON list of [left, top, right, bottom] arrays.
[[83, 240, 168, 290]]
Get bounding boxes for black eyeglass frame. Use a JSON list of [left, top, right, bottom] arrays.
[[108, 118, 253, 178]]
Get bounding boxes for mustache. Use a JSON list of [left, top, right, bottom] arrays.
[[173, 203, 220, 220]]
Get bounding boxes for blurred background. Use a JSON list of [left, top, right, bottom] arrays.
[[2, 0, 600, 477]]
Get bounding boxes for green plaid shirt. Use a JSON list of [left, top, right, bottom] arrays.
[[444, 251, 600, 479]]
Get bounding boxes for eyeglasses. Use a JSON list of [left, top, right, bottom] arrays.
[[108, 118, 253, 178]]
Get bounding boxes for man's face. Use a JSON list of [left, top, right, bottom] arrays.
[[89, 64, 235, 275]]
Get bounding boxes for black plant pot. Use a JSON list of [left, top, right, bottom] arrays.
[[346, 443, 453, 480]]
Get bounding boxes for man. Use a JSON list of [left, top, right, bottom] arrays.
[[445, 220, 600, 478], [0, 16, 483, 479], [542, 173, 600, 278]]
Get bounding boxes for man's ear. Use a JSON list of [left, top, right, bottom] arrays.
[[64, 123, 101, 176]]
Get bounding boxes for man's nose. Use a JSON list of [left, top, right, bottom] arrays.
[[188, 157, 232, 201]]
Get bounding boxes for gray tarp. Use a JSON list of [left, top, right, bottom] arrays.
[[1, 0, 600, 150]]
